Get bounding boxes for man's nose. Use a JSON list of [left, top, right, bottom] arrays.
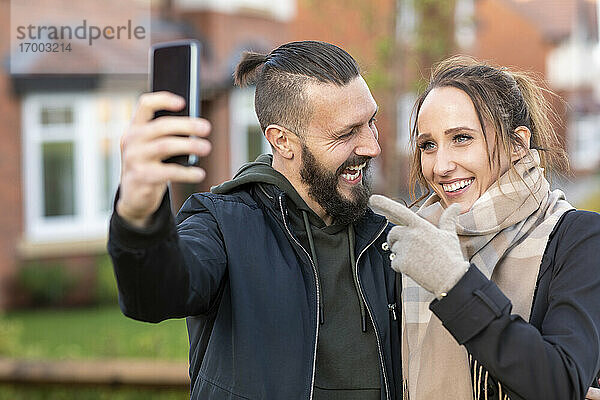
[[355, 125, 381, 158]]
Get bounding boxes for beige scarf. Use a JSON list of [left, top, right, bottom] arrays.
[[402, 150, 573, 400]]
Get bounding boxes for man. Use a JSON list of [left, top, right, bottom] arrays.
[[109, 40, 402, 399]]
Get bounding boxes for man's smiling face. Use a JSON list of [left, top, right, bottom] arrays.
[[296, 76, 380, 224]]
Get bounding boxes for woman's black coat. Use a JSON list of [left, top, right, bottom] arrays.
[[430, 210, 600, 400]]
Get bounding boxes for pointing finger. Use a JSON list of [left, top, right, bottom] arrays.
[[369, 195, 424, 227]]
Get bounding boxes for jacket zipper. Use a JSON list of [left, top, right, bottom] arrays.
[[388, 303, 397, 321], [355, 221, 391, 400], [278, 195, 320, 400]]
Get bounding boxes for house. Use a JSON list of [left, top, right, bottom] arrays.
[[473, 0, 600, 173], [0, 0, 403, 309], [0, 0, 295, 309]]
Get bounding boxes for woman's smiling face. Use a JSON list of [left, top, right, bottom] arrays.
[[417, 86, 510, 214]]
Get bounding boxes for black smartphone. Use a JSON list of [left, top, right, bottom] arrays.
[[150, 40, 201, 166]]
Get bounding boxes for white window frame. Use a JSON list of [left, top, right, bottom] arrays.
[[454, 0, 475, 50], [569, 113, 600, 171], [22, 92, 132, 243], [229, 87, 271, 176], [396, 0, 417, 44]]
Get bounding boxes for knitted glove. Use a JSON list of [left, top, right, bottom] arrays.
[[369, 195, 470, 299]]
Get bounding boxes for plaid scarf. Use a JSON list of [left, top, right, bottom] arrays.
[[402, 150, 573, 400]]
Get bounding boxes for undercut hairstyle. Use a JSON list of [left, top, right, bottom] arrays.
[[408, 55, 569, 203], [233, 41, 361, 136]]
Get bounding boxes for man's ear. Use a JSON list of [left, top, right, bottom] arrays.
[[511, 126, 532, 162], [265, 124, 295, 159]]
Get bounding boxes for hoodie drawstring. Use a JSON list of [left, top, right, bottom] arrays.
[[302, 210, 324, 325], [348, 224, 367, 332]]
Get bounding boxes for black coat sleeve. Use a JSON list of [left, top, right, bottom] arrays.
[[107, 190, 227, 323], [430, 211, 600, 400]]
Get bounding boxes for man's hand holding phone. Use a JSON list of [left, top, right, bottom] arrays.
[[116, 91, 211, 228]]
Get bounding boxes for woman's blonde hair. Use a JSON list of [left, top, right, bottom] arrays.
[[408, 55, 569, 203]]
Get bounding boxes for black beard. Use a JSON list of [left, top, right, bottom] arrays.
[[299, 143, 372, 225]]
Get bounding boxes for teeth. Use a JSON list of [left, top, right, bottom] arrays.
[[341, 170, 361, 181], [341, 162, 366, 181], [347, 162, 366, 171], [442, 178, 473, 193]]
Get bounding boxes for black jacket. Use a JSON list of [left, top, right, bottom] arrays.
[[431, 210, 600, 400], [108, 180, 402, 399]]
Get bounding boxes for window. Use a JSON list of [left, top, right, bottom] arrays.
[[396, 92, 417, 154], [454, 0, 475, 50], [396, 0, 417, 44], [22, 92, 135, 242], [229, 87, 271, 175], [42, 141, 75, 217], [570, 113, 600, 171]]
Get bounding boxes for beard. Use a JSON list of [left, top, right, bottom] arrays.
[[299, 143, 373, 225]]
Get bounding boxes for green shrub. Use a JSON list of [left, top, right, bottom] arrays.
[[17, 261, 77, 306], [94, 254, 119, 305]]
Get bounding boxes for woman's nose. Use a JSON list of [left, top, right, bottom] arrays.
[[433, 148, 456, 176]]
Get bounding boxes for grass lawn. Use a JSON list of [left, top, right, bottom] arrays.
[[0, 306, 190, 399], [0, 386, 188, 400], [1, 305, 189, 360], [577, 188, 600, 213]]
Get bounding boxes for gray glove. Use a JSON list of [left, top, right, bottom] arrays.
[[369, 195, 470, 299]]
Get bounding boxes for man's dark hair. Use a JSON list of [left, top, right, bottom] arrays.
[[233, 41, 360, 135]]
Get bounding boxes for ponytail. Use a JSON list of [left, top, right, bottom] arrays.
[[234, 51, 268, 87], [510, 71, 569, 174]]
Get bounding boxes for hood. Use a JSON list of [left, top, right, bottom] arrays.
[[211, 153, 314, 214]]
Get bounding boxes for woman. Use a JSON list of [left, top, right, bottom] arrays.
[[370, 56, 600, 400]]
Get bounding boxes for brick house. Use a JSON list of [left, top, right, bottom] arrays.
[[0, 0, 404, 309], [11, 0, 592, 310], [393, 0, 600, 187], [472, 0, 600, 173], [0, 0, 295, 309]]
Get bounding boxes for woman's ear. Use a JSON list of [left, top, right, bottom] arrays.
[[265, 124, 295, 159], [511, 126, 532, 162]]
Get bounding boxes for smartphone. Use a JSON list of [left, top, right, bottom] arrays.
[[150, 40, 201, 166]]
